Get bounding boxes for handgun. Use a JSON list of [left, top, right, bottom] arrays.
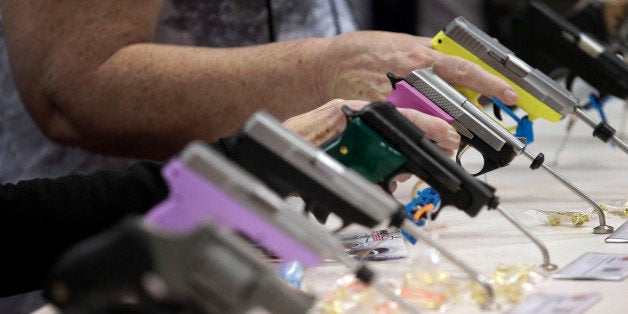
[[566, 0, 628, 57], [44, 218, 316, 314], [230, 111, 406, 228], [387, 67, 614, 235], [46, 141, 415, 313], [432, 16, 628, 153], [321, 101, 557, 300], [511, 1, 627, 100], [323, 101, 498, 220], [566, 0, 628, 56], [145, 142, 348, 267], [153, 133, 423, 312]]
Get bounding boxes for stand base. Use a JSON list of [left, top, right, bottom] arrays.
[[593, 225, 614, 234], [541, 263, 559, 271]]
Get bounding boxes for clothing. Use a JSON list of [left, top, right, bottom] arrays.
[[155, 0, 358, 46], [0, 137, 238, 298], [0, 161, 167, 298], [0, 3, 357, 312], [0, 0, 358, 184]]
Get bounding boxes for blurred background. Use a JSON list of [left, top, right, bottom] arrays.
[[347, 0, 626, 55]]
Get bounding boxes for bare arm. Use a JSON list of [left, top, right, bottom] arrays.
[[1, 0, 331, 159], [1, 0, 515, 160]]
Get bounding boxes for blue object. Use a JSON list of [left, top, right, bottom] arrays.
[[492, 97, 534, 144], [588, 93, 608, 123], [402, 187, 441, 244], [278, 261, 305, 289]]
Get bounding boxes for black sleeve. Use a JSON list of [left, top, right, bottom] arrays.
[[0, 135, 239, 297], [0, 161, 168, 297]]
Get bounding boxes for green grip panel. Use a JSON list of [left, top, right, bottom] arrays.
[[324, 118, 407, 183]]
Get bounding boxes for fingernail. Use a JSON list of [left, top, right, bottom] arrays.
[[503, 88, 518, 104], [447, 129, 461, 145]]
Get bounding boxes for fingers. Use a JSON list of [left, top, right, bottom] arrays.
[[283, 99, 369, 146], [432, 55, 519, 105], [398, 108, 460, 153], [388, 180, 398, 193], [415, 36, 434, 47], [336, 99, 371, 111], [394, 173, 412, 183]]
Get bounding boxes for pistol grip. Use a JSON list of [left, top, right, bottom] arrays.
[[324, 118, 407, 184]]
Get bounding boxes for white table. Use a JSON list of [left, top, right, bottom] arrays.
[[34, 99, 627, 314], [303, 99, 628, 313]]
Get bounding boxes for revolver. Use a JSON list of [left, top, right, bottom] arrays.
[[511, 1, 627, 100], [432, 16, 628, 153], [146, 141, 412, 300], [387, 67, 614, 235], [45, 141, 409, 313], [44, 218, 315, 314]]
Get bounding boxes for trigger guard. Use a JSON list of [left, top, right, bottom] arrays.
[[474, 158, 501, 176], [379, 170, 404, 194], [455, 142, 500, 176]]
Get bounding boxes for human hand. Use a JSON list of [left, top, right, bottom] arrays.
[[283, 99, 368, 147], [283, 99, 460, 194], [317, 31, 519, 105], [283, 99, 460, 155]]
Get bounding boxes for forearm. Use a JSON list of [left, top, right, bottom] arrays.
[[2, 0, 330, 159], [33, 40, 330, 159]]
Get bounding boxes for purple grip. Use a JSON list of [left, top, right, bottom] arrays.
[[387, 81, 454, 123], [144, 160, 321, 267]]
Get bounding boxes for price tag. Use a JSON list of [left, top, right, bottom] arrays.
[[554, 252, 628, 281], [506, 293, 601, 314], [606, 221, 628, 243]]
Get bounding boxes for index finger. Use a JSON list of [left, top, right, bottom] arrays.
[[432, 54, 519, 105]]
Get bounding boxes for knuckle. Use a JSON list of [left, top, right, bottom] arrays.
[[454, 61, 472, 80]]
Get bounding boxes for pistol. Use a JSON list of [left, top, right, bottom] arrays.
[[387, 67, 614, 235], [145, 141, 348, 267], [511, 1, 627, 100], [323, 101, 498, 219], [46, 141, 413, 313], [146, 141, 413, 304], [230, 111, 406, 228], [388, 68, 526, 176], [432, 16, 628, 153], [44, 219, 315, 314], [322, 101, 557, 295]]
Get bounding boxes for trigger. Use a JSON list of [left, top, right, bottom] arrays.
[[493, 104, 503, 121], [455, 142, 470, 167], [305, 202, 330, 224]]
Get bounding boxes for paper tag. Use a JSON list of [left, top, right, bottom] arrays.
[[554, 252, 628, 280], [506, 293, 601, 314], [338, 229, 408, 261], [606, 220, 628, 243]]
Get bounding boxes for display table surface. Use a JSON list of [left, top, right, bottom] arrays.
[[34, 101, 627, 314], [302, 100, 628, 313]]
